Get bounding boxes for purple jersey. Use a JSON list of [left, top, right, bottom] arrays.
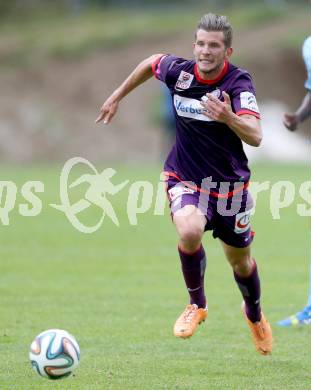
[[152, 55, 260, 193]]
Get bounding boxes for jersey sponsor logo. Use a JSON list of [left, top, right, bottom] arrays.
[[240, 91, 259, 113], [168, 183, 195, 202], [173, 95, 213, 122], [175, 71, 194, 90], [234, 209, 253, 234]]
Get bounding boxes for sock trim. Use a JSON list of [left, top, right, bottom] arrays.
[[178, 244, 203, 256], [234, 259, 257, 279]]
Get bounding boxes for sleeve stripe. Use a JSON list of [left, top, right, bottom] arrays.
[[236, 109, 261, 119], [152, 55, 167, 79]]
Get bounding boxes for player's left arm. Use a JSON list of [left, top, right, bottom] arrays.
[[201, 91, 262, 147]]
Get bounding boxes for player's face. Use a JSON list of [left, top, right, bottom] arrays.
[[193, 29, 233, 79]]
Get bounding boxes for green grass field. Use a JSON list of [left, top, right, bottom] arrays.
[[0, 163, 310, 389]]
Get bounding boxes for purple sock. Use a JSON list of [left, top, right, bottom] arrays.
[[234, 260, 261, 323], [178, 245, 206, 309]]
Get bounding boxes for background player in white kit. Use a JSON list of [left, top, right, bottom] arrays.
[[278, 35, 311, 326]]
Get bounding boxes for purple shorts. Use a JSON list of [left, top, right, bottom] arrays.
[[166, 178, 254, 248]]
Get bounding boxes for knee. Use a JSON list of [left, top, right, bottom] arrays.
[[176, 221, 204, 244], [232, 255, 254, 276]]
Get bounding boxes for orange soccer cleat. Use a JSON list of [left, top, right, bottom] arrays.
[[242, 302, 273, 355], [173, 304, 207, 339]]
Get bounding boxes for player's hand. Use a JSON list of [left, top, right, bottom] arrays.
[[283, 113, 299, 131], [95, 96, 119, 124], [200, 91, 233, 123]]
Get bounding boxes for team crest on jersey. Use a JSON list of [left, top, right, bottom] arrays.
[[175, 71, 194, 90]]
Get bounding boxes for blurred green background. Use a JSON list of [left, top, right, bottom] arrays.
[[0, 0, 310, 163]]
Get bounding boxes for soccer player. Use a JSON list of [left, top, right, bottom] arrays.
[[96, 13, 273, 355], [278, 35, 311, 326]]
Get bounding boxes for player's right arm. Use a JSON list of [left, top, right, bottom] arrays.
[[95, 54, 164, 124], [285, 36, 311, 131], [283, 91, 311, 131]]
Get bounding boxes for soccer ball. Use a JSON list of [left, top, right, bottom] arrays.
[[29, 329, 80, 379]]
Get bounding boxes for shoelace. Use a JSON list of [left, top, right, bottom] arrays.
[[253, 321, 265, 339], [182, 306, 197, 323]]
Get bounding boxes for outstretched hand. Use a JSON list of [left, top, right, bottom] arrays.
[[95, 96, 119, 124], [200, 91, 233, 123], [283, 113, 299, 131]]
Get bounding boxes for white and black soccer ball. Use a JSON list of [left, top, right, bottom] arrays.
[[29, 329, 80, 379]]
